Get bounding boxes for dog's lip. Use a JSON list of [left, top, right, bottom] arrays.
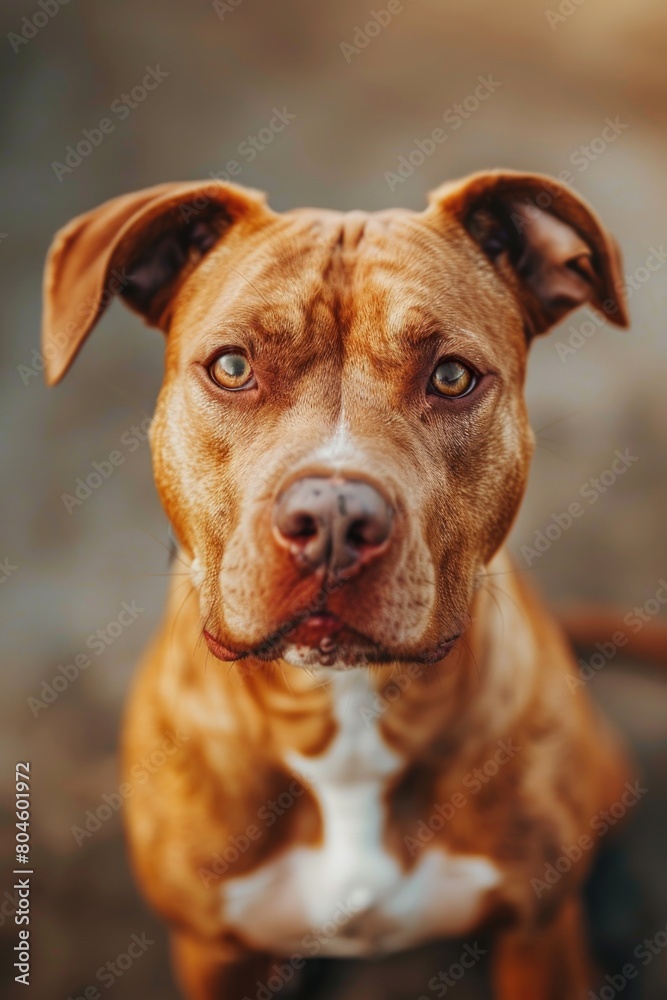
[[203, 630, 248, 662], [203, 620, 462, 665], [203, 613, 346, 663], [417, 633, 462, 663]]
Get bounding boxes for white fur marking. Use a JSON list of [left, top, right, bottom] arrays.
[[222, 670, 501, 956], [310, 406, 365, 468]]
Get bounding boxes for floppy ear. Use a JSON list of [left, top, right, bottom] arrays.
[[427, 169, 629, 336], [41, 180, 273, 385]]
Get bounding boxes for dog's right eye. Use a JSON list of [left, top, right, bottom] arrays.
[[209, 352, 255, 391], [429, 359, 476, 398]]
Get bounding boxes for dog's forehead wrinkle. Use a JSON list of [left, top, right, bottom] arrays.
[[192, 212, 509, 367], [256, 210, 428, 291]]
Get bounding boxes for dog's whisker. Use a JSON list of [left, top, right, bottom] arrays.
[[459, 635, 482, 687], [221, 262, 272, 307], [479, 582, 509, 650], [160, 577, 194, 594], [136, 527, 191, 570], [534, 439, 576, 467], [277, 663, 296, 697], [140, 571, 191, 578], [481, 575, 529, 626], [169, 582, 196, 651], [534, 410, 581, 435], [428, 660, 446, 692], [481, 566, 530, 578]]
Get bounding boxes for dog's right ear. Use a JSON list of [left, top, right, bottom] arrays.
[[42, 181, 273, 385]]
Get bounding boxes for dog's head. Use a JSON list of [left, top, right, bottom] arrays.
[[43, 172, 627, 668]]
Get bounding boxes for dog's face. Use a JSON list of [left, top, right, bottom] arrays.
[[43, 173, 627, 667]]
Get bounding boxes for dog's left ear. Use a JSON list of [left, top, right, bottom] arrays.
[[427, 170, 629, 336], [42, 180, 272, 385]]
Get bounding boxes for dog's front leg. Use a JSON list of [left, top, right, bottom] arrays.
[[171, 931, 275, 1000], [491, 898, 591, 1000]]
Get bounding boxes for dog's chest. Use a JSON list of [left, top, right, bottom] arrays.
[[222, 671, 501, 957]]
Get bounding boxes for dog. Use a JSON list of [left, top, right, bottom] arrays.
[[43, 170, 632, 999]]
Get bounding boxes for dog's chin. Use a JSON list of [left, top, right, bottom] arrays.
[[280, 635, 462, 670], [281, 641, 393, 670]]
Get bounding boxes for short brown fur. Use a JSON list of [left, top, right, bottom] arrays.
[[43, 171, 631, 999]]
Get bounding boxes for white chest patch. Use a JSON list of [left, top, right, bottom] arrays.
[[222, 670, 501, 957]]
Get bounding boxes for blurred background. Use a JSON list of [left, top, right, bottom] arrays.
[[0, 0, 666, 997]]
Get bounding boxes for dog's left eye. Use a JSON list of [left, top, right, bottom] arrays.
[[430, 359, 476, 398], [209, 352, 255, 391]]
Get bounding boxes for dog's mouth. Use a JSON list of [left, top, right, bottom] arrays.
[[203, 611, 461, 668]]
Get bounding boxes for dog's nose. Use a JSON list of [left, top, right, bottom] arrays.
[[273, 477, 393, 576]]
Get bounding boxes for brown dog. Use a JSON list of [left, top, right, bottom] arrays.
[[43, 171, 632, 999]]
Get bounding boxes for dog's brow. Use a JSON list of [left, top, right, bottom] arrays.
[[397, 318, 484, 350], [441, 325, 487, 344]]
